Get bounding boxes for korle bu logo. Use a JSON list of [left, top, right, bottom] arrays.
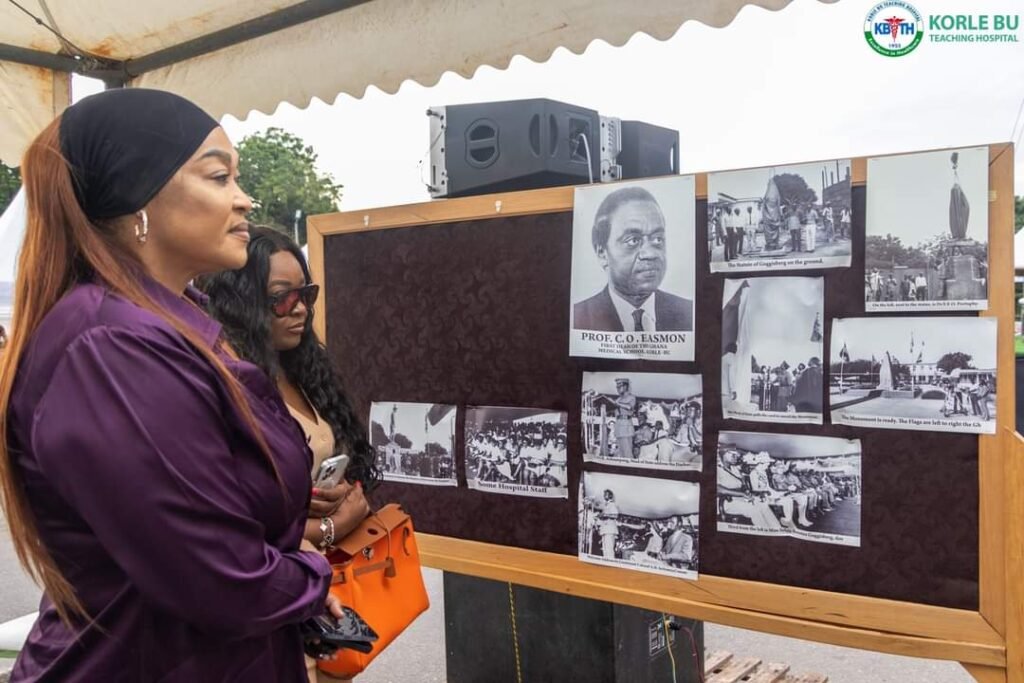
[[865, 1, 924, 57]]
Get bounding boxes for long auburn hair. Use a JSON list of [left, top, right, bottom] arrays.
[[198, 226, 380, 491], [0, 118, 279, 624]]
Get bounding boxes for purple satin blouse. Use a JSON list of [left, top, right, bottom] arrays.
[[5, 280, 331, 681]]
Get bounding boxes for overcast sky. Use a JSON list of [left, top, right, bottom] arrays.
[[710, 160, 853, 204], [867, 146, 990, 246], [199, 0, 1024, 210], [831, 316, 998, 366], [719, 430, 862, 459], [369, 401, 455, 451], [726, 276, 824, 367], [583, 371, 703, 399], [582, 471, 700, 518]]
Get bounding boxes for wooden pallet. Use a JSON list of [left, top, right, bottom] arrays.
[[705, 650, 829, 683]]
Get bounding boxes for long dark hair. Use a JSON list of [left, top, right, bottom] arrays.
[[199, 226, 379, 489], [0, 119, 280, 624]]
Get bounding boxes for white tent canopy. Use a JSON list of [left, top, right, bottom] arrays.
[[0, 187, 25, 328], [0, 0, 833, 165]]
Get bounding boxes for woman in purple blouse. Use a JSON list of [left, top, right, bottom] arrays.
[[0, 89, 340, 681]]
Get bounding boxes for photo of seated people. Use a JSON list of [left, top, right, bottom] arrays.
[[464, 406, 568, 498], [716, 431, 862, 547]]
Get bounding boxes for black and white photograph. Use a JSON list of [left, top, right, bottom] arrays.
[[464, 406, 569, 498], [581, 371, 703, 472], [830, 317, 997, 434], [369, 402, 457, 486], [716, 431, 862, 547], [721, 277, 825, 425], [578, 471, 699, 580], [865, 146, 989, 312], [708, 160, 853, 272], [569, 175, 696, 361]]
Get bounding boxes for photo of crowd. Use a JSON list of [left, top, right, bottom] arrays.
[[581, 371, 703, 471], [464, 406, 569, 498], [707, 160, 852, 272], [865, 146, 989, 312], [721, 277, 825, 424], [716, 431, 862, 546], [578, 472, 699, 580], [369, 402, 457, 486]]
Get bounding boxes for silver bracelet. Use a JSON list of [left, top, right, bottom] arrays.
[[319, 516, 336, 551]]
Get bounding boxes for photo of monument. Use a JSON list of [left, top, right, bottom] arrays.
[[865, 147, 988, 312], [830, 317, 996, 434]]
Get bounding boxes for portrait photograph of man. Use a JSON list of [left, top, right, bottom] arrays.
[[569, 176, 696, 361]]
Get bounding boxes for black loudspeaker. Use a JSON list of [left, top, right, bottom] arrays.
[[619, 120, 679, 180], [428, 99, 600, 198], [445, 574, 705, 683]]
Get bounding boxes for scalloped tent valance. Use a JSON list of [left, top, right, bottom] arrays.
[[0, 0, 836, 165]]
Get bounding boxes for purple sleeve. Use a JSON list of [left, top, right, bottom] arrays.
[[31, 326, 331, 638]]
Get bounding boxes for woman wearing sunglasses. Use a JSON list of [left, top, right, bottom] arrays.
[[201, 226, 379, 680]]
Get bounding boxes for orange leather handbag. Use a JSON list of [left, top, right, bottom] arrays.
[[317, 504, 430, 678]]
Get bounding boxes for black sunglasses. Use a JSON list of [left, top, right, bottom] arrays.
[[269, 284, 320, 318]]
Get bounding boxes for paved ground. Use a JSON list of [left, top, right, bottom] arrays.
[[0, 521, 973, 682], [834, 395, 995, 432], [356, 569, 972, 683]]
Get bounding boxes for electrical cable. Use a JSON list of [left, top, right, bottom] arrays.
[[578, 133, 595, 185], [662, 613, 679, 683], [507, 582, 523, 683], [7, 0, 95, 60], [1008, 93, 1024, 145], [417, 116, 446, 191], [664, 615, 706, 683]]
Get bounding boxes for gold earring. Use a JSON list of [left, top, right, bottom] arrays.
[[134, 210, 149, 244]]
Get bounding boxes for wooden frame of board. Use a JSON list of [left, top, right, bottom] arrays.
[[306, 143, 1020, 682]]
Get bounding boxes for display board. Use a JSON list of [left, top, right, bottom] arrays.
[[307, 144, 1020, 682]]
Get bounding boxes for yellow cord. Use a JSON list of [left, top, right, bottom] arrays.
[[663, 613, 678, 683], [508, 583, 523, 683]]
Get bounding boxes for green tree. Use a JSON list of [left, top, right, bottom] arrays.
[[236, 128, 341, 246], [424, 442, 448, 457], [370, 421, 388, 447], [936, 352, 974, 374], [864, 233, 932, 270], [1015, 195, 1023, 233], [0, 163, 20, 215], [772, 172, 818, 207]]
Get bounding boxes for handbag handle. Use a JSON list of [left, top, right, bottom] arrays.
[[364, 512, 397, 578]]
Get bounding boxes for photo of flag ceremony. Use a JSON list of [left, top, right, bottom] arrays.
[[0, 1, 1021, 682]]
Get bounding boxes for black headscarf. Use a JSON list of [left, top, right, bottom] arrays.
[[59, 88, 219, 220]]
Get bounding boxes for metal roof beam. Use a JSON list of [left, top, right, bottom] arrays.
[[0, 43, 83, 71], [123, 0, 375, 78]]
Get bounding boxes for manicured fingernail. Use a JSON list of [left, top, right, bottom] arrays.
[[312, 488, 321, 496]]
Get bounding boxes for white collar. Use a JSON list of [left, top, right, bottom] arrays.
[[608, 287, 656, 332]]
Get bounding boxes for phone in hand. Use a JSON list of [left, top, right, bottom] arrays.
[[314, 453, 350, 489], [301, 606, 378, 658]]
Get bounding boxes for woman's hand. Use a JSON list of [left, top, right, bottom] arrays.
[[309, 481, 354, 518], [331, 483, 370, 539], [325, 592, 345, 619]]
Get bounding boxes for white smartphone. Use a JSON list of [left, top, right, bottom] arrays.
[[313, 454, 350, 489]]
